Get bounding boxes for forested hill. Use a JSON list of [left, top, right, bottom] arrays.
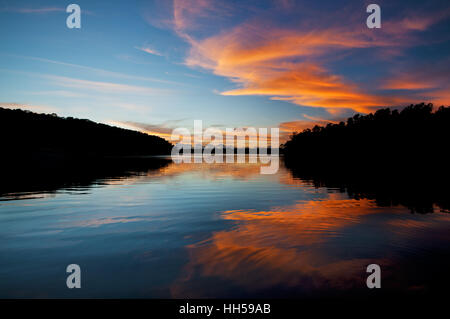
[[281, 103, 450, 214], [282, 103, 450, 170], [1, 107, 173, 156]]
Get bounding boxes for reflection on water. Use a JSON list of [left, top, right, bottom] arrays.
[[0, 158, 449, 298], [0, 156, 171, 201]]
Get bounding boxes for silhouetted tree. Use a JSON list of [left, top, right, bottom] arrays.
[[1, 107, 173, 157], [283, 103, 449, 167], [282, 103, 450, 213], [0, 107, 173, 196]]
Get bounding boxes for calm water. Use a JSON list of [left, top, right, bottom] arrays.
[[1, 158, 449, 298]]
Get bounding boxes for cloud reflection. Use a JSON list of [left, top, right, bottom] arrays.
[[171, 196, 385, 297]]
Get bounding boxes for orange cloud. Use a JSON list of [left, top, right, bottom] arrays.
[[384, 79, 436, 90], [182, 22, 426, 112], [164, 1, 448, 113], [382, 63, 450, 106], [170, 196, 389, 297], [217, 62, 401, 112], [424, 89, 450, 106], [170, 174, 450, 298]]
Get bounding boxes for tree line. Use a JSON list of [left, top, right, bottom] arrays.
[[282, 103, 449, 168], [282, 103, 450, 213], [1, 107, 173, 157]]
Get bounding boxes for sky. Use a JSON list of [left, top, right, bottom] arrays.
[[0, 0, 449, 142]]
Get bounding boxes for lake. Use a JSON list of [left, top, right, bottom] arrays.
[[1, 157, 449, 298]]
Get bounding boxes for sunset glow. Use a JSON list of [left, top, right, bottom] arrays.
[[1, 0, 449, 140]]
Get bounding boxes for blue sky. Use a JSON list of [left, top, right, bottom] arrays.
[[0, 0, 449, 140]]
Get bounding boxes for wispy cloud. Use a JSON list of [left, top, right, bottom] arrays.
[[135, 46, 164, 57], [0, 68, 174, 99], [7, 54, 181, 85], [172, 0, 231, 33], [151, 0, 449, 113], [109, 120, 175, 140], [183, 19, 439, 112], [26, 90, 88, 98], [0, 7, 64, 14], [44, 75, 168, 95], [381, 60, 450, 106], [0, 6, 95, 15], [0, 102, 58, 114]]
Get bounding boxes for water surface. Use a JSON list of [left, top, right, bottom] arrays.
[[1, 159, 449, 298]]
